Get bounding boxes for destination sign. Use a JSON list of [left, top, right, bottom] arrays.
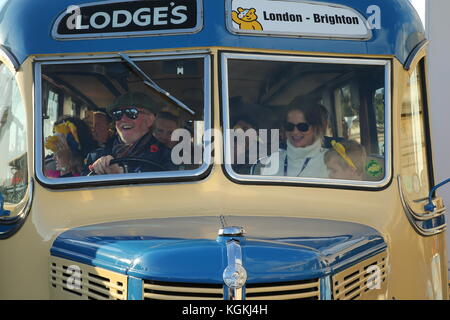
[[227, 0, 371, 40], [53, 0, 202, 40]]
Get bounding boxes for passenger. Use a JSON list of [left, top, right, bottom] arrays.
[[86, 91, 174, 175], [324, 140, 367, 180], [92, 111, 114, 147], [261, 100, 329, 178], [153, 111, 180, 149], [231, 115, 258, 174], [44, 116, 97, 178]]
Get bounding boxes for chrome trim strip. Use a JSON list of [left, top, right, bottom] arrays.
[[398, 175, 447, 236], [52, 0, 204, 41], [404, 40, 429, 71], [320, 276, 332, 300], [0, 45, 20, 71], [225, 0, 373, 41], [0, 178, 34, 239], [34, 53, 212, 187], [221, 52, 392, 189]]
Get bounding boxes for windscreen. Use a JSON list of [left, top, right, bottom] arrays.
[[223, 54, 389, 185], [38, 55, 209, 183]]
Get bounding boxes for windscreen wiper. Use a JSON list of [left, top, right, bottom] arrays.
[[118, 52, 196, 116]]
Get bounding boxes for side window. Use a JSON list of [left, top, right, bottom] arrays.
[[400, 59, 431, 207], [0, 63, 28, 204], [224, 54, 388, 184]]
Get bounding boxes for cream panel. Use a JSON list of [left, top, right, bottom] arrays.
[[0, 51, 446, 299]]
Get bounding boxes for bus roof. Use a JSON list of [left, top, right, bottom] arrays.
[[0, 0, 425, 66]]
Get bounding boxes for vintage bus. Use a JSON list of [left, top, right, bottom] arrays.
[[0, 0, 448, 300]]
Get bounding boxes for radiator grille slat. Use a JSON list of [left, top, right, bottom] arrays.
[[144, 293, 224, 300], [246, 282, 318, 294], [143, 280, 224, 300], [246, 279, 320, 300], [144, 283, 223, 294], [246, 291, 319, 300], [50, 256, 127, 300]]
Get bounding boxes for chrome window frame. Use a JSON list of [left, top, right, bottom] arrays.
[[221, 52, 392, 189], [34, 51, 212, 187]]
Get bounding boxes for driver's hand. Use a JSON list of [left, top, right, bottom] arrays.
[[91, 155, 124, 175]]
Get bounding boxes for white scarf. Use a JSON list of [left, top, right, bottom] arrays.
[[285, 138, 323, 177], [286, 138, 322, 161]]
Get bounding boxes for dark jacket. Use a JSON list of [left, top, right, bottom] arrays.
[[84, 132, 176, 174]]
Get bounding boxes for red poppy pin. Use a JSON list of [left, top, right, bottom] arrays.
[[150, 144, 159, 153]]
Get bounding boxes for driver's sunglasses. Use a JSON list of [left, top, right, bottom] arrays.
[[284, 122, 310, 132], [111, 107, 142, 121]]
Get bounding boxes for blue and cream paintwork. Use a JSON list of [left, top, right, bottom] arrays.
[[50, 216, 387, 299], [0, 0, 425, 66], [0, 0, 447, 300]]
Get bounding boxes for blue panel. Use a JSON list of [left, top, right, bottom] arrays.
[[127, 276, 143, 300], [50, 216, 386, 284], [0, 0, 425, 65]]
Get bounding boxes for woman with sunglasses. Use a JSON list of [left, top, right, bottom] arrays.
[[261, 100, 329, 178], [85, 91, 174, 175]]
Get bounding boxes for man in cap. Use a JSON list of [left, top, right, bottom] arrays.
[[86, 91, 175, 175]]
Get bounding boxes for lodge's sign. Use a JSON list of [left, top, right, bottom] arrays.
[[227, 0, 371, 40], [53, 0, 202, 40]]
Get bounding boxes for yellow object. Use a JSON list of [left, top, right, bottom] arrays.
[[331, 140, 357, 170], [44, 121, 80, 152], [54, 122, 80, 144], [44, 134, 63, 153], [232, 8, 263, 31]]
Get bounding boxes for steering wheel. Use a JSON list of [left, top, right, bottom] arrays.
[[88, 157, 167, 175]]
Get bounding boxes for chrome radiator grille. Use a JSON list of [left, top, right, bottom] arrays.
[[246, 279, 320, 300], [142, 278, 320, 300], [50, 256, 127, 300], [143, 280, 224, 300]]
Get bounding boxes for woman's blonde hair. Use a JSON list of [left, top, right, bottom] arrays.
[[324, 140, 367, 176]]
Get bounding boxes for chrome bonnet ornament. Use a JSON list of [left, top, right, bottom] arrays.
[[218, 215, 247, 300]]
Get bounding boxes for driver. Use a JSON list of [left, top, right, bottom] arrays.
[[85, 91, 175, 175]]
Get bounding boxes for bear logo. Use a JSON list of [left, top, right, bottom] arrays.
[[232, 7, 263, 31]]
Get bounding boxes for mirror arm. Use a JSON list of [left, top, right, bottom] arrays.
[[424, 178, 450, 212]]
